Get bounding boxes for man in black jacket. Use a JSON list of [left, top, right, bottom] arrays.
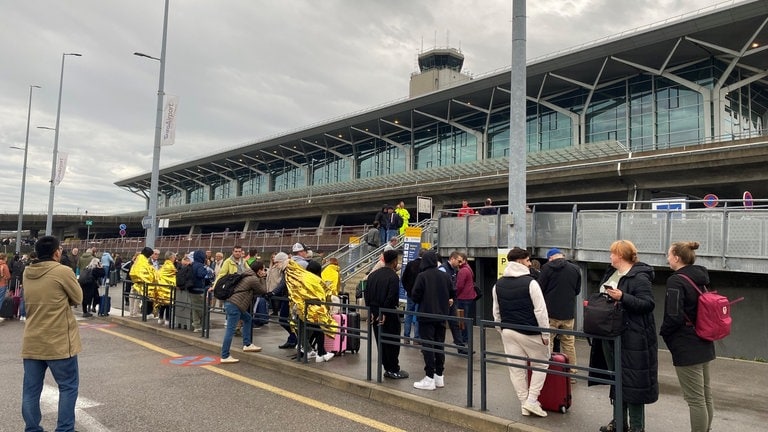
[[411, 250, 454, 391], [538, 248, 581, 377], [365, 250, 409, 379]]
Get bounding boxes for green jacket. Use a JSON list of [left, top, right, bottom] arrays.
[[22, 260, 83, 360]]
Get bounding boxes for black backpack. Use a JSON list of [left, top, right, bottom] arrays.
[[212, 273, 246, 300]]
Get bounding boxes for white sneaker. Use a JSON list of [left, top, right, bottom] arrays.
[[434, 374, 445, 388], [522, 401, 547, 417], [243, 344, 262, 352], [306, 350, 318, 359], [220, 356, 239, 364], [0, 317, 5, 323], [157, 318, 164, 325], [413, 376, 436, 390], [315, 352, 335, 363], [20, 316, 26, 322]]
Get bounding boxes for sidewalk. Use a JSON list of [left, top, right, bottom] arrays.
[[104, 306, 767, 432]]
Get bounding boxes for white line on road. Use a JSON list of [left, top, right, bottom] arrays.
[[41, 384, 112, 432]]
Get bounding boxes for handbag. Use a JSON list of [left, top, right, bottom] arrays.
[[583, 292, 625, 337], [473, 284, 483, 301]]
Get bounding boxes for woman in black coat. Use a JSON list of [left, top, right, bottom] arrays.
[[589, 240, 658, 432], [660, 241, 715, 432], [78, 258, 105, 317]]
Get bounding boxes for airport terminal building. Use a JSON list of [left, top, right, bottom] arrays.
[[116, 0, 768, 233], [108, 1, 768, 360]]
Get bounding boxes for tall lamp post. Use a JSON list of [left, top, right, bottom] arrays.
[[46, 52, 82, 236], [135, 0, 169, 249], [13, 85, 41, 254]]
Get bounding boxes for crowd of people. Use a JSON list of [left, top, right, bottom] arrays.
[[10, 215, 723, 432]]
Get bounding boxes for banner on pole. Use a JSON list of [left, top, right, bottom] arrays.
[[161, 95, 179, 146], [54, 152, 68, 186]]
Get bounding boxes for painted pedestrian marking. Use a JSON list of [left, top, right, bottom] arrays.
[[162, 355, 220, 367], [79, 322, 116, 329]]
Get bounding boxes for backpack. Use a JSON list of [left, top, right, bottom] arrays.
[[212, 273, 246, 300], [78, 268, 94, 285], [679, 274, 744, 341]]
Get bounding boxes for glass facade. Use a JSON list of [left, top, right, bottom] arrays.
[[158, 58, 768, 207]]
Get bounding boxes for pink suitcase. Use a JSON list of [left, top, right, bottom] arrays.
[[323, 313, 347, 354]]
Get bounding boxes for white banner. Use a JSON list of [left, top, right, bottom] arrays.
[[161, 94, 179, 146], [54, 152, 68, 186]]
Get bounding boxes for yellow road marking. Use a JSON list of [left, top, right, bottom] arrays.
[[97, 327, 405, 432]]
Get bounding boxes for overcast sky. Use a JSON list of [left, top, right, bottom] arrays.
[[0, 0, 728, 217]]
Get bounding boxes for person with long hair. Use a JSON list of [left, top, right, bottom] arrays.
[[589, 240, 658, 432], [661, 241, 715, 432]]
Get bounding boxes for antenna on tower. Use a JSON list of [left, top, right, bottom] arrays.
[[446, 30, 450, 48], [433, 30, 437, 49]]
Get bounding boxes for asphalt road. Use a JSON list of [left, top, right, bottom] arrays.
[[0, 318, 468, 432]]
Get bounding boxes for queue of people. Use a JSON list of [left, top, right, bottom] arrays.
[[14, 231, 725, 432]]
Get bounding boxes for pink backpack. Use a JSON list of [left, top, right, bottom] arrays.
[[679, 274, 744, 341]]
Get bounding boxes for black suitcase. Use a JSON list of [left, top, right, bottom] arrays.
[[345, 311, 361, 353], [0, 296, 15, 319]]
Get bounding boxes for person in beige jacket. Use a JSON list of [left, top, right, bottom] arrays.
[[21, 236, 83, 432]]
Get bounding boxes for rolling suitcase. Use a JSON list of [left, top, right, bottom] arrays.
[[12, 289, 22, 318], [324, 313, 348, 354], [98, 284, 111, 316], [0, 295, 15, 319], [345, 311, 361, 353], [528, 352, 572, 413]]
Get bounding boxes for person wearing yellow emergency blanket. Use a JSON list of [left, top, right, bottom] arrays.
[[282, 259, 338, 362], [155, 251, 177, 326], [129, 247, 158, 318]]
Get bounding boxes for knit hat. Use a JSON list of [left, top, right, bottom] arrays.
[[546, 248, 563, 259], [273, 252, 289, 263]]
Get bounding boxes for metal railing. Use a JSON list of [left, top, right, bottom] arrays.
[[438, 199, 768, 273]]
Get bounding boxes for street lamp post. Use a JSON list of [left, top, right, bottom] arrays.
[[45, 52, 82, 236], [14, 85, 41, 254], [135, 0, 169, 249]]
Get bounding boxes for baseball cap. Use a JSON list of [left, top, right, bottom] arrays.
[[291, 243, 306, 253], [546, 248, 563, 259]]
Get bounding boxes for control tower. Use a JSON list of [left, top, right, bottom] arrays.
[[409, 47, 472, 97]]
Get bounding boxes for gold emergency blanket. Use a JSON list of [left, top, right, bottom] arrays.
[[284, 259, 337, 338]]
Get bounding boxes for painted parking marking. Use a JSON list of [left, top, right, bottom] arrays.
[[97, 327, 406, 432], [162, 355, 220, 366]]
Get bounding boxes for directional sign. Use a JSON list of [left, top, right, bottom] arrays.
[[85, 219, 93, 226], [162, 355, 220, 367]]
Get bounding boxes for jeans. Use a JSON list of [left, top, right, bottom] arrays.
[[379, 227, 387, 246], [385, 229, 398, 242], [22, 356, 79, 432], [403, 298, 419, 339], [456, 299, 475, 344], [279, 300, 297, 344], [0, 286, 7, 304], [221, 302, 253, 358]]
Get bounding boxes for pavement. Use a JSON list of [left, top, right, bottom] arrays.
[[103, 304, 767, 432]]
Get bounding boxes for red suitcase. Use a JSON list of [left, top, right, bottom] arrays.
[[323, 313, 348, 354], [528, 352, 572, 413]]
